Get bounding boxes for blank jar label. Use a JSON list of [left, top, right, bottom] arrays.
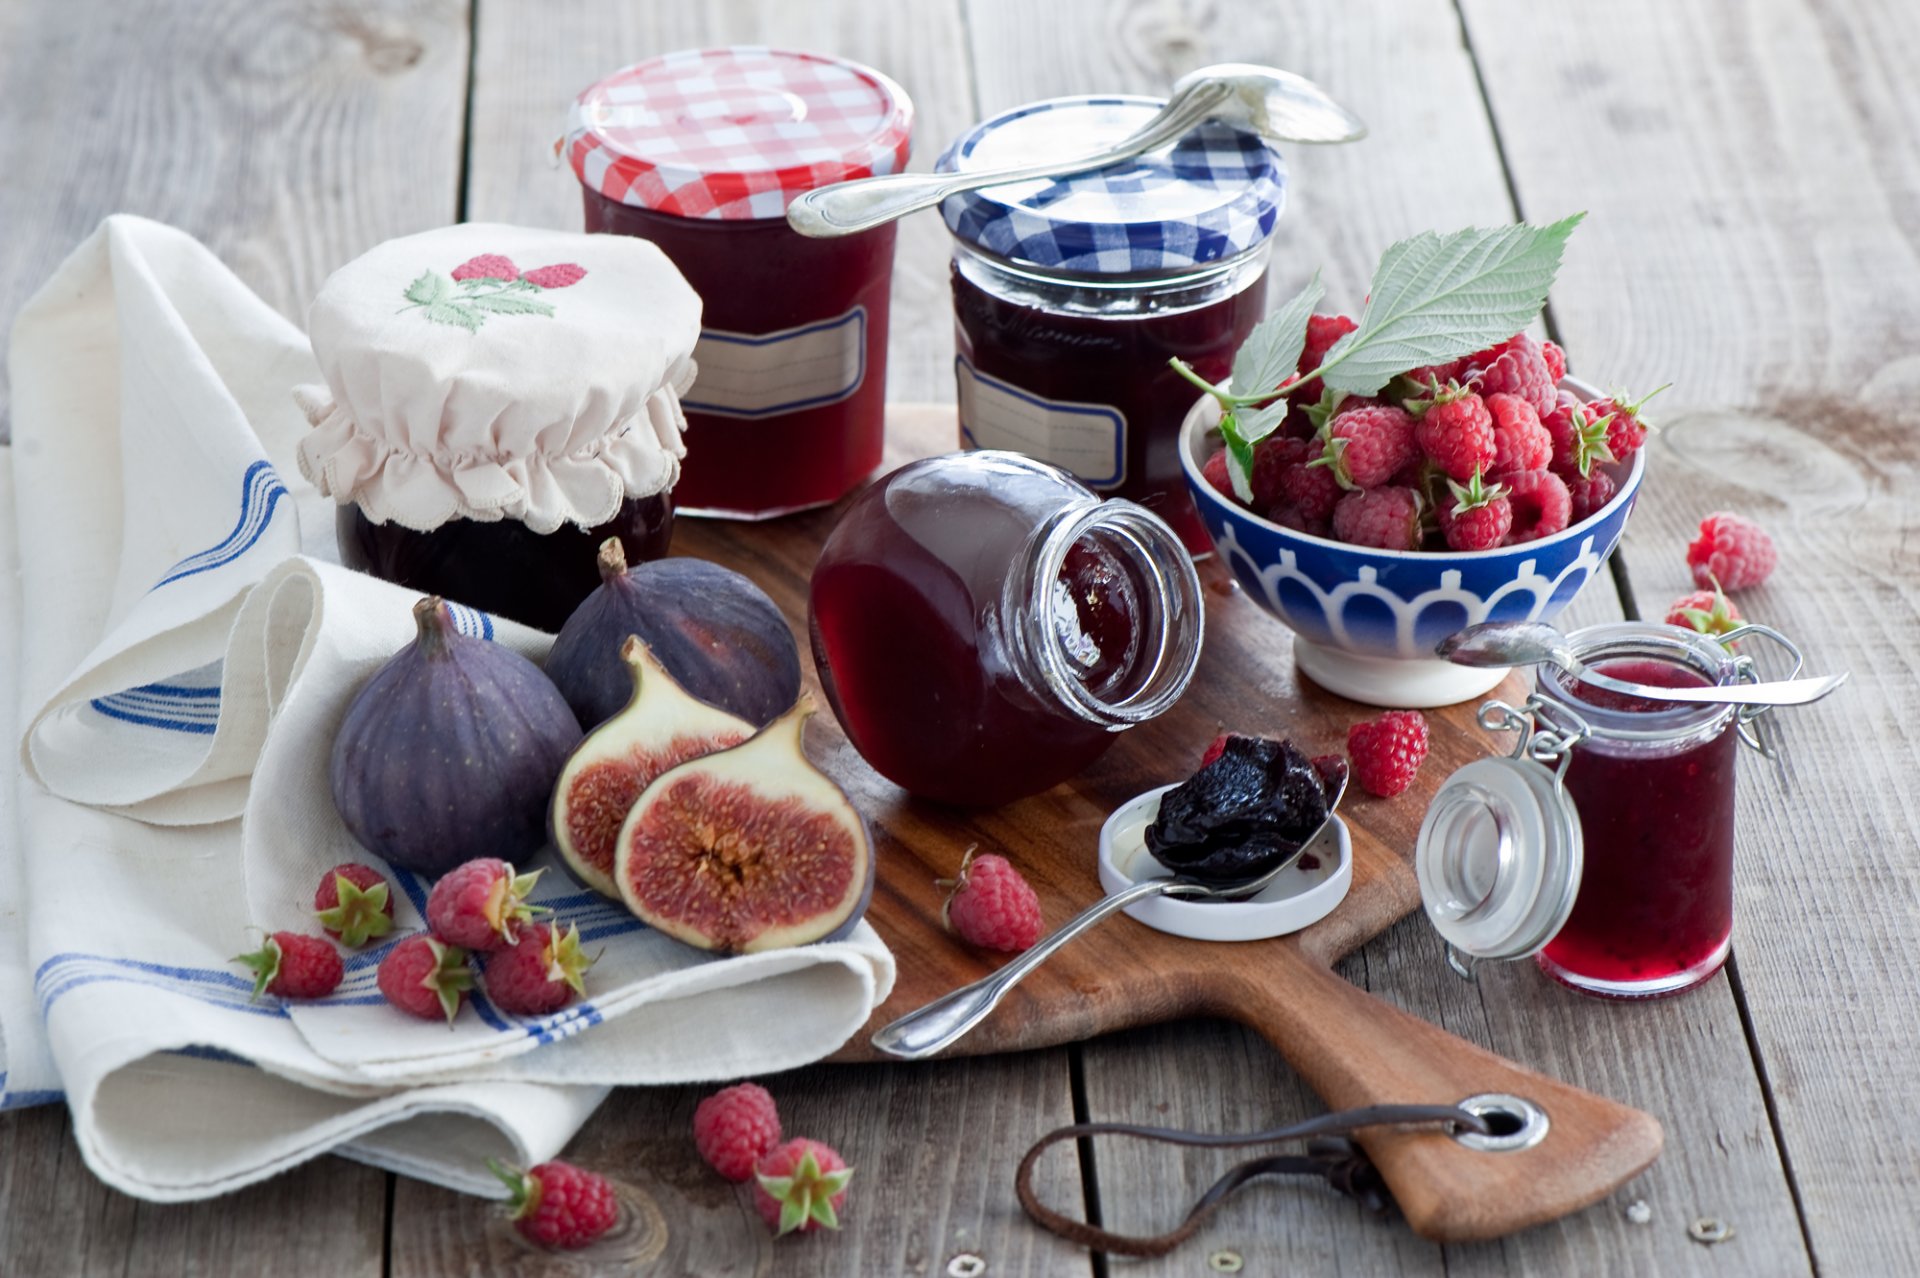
[[954, 356, 1127, 487], [682, 307, 867, 419]]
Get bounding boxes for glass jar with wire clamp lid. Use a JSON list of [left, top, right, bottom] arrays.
[[1414, 620, 1810, 1000]]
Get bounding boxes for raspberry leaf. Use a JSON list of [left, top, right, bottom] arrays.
[[1229, 270, 1323, 402], [1218, 412, 1258, 504], [404, 271, 449, 307], [1316, 215, 1584, 396]]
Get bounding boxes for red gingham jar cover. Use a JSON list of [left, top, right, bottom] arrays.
[[565, 47, 914, 220]]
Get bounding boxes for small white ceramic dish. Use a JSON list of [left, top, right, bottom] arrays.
[[1096, 783, 1353, 942]]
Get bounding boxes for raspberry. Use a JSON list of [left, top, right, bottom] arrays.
[[450, 254, 518, 282], [1347, 710, 1430, 798], [1541, 339, 1568, 382], [1542, 394, 1616, 478], [234, 932, 342, 1000], [1687, 512, 1776, 589], [1281, 446, 1345, 521], [482, 922, 593, 1016], [1503, 470, 1573, 543], [1402, 360, 1464, 394], [489, 1159, 618, 1250], [1299, 314, 1357, 376], [1665, 587, 1744, 638], [1201, 448, 1234, 499], [1565, 467, 1617, 523], [1464, 333, 1556, 417], [378, 933, 472, 1024], [426, 859, 545, 952], [522, 263, 586, 289], [314, 863, 394, 948], [1410, 387, 1495, 482], [1265, 504, 1328, 537], [1587, 385, 1667, 463], [1331, 485, 1423, 550], [943, 851, 1043, 952], [754, 1139, 853, 1236], [1249, 435, 1308, 509], [1437, 471, 1513, 551], [1321, 405, 1418, 489], [694, 1083, 783, 1183], [1488, 393, 1553, 475]]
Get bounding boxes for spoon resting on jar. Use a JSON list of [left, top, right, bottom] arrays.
[[786, 63, 1366, 239], [870, 759, 1349, 1062], [1439, 621, 1848, 707]]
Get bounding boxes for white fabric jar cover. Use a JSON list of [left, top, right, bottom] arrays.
[[295, 222, 701, 534]]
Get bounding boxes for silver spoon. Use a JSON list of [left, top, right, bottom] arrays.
[[1438, 621, 1848, 707], [869, 767, 1349, 1061], [785, 64, 1367, 239]]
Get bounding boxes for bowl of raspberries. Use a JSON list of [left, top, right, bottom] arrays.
[[1181, 325, 1651, 707]]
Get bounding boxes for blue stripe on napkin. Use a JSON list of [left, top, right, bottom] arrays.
[[152, 460, 289, 588]]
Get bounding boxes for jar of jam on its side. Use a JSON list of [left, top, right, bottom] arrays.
[[295, 222, 701, 632], [1415, 621, 1811, 1000], [565, 48, 914, 520], [936, 97, 1285, 555], [808, 451, 1204, 808]]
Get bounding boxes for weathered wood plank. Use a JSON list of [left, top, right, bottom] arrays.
[[462, 0, 978, 403], [0, 0, 471, 1271], [0, 0, 471, 440], [961, 0, 1806, 1271], [0, 1106, 386, 1277], [390, 1054, 1087, 1278], [1461, 0, 1920, 1269]]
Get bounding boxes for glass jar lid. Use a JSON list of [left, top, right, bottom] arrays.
[[566, 47, 914, 220], [1415, 754, 1583, 961], [935, 95, 1286, 275]]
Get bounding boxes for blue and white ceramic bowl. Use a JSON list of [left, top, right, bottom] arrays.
[[1178, 376, 1644, 707]]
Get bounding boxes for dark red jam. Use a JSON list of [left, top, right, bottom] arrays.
[[338, 493, 672, 633], [809, 456, 1161, 807], [952, 262, 1264, 554], [1539, 657, 1738, 996], [585, 195, 896, 517]]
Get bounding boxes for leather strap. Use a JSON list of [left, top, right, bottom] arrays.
[[1015, 1103, 1485, 1258]]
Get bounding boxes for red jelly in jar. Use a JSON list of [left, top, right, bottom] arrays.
[[566, 49, 913, 518], [808, 451, 1204, 807], [1417, 622, 1784, 1000], [1535, 651, 1740, 997], [936, 97, 1283, 553]]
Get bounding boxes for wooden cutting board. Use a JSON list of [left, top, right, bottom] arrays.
[[673, 405, 1661, 1243]]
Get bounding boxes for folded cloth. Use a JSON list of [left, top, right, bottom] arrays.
[[1, 216, 893, 1201]]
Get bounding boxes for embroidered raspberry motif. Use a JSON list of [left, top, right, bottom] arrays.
[[403, 255, 587, 333], [451, 254, 519, 282], [522, 263, 586, 289]]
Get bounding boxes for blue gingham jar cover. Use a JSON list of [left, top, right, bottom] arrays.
[[936, 95, 1286, 275]]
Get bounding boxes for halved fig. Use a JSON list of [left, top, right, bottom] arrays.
[[612, 696, 874, 954], [550, 636, 754, 898]]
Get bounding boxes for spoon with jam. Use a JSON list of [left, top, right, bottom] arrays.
[[871, 738, 1347, 1061]]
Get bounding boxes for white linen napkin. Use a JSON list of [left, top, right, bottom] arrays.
[[0, 215, 893, 1202]]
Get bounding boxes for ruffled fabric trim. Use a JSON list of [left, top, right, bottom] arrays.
[[292, 362, 691, 536]]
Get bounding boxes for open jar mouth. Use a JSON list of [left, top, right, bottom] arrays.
[[1536, 623, 1740, 743], [1011, 495, 1206, 728]]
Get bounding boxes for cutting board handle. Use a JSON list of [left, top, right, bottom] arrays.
[[1219, 958, 1663, 1241]]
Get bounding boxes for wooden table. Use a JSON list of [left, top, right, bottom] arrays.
[[2, 1, 1915, 1273]]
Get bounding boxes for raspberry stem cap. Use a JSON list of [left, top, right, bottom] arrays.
[[756, 1149, 854, 1235], [315, 872, 393, 947], [234, 934, 284, 1001]]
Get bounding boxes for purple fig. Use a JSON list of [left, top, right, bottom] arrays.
[[612, 696, 873, 954], [330, 597, 583, 876], [550, 637, 754, 898], [546, 541, 802, 730]]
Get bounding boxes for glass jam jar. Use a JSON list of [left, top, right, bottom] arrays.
[[1416, 621, 1805, 999], [566, 48, 914, 519], [808, 451, 1204, 808], [936, 97, 1284, 554]]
